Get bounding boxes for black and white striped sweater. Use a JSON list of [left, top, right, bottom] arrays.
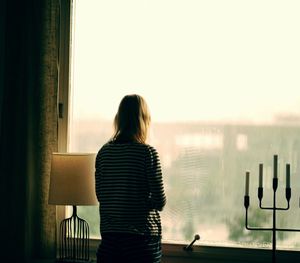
[[95, 141, 166, 236]]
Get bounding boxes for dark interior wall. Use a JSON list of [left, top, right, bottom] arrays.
[[1, 0, 42, 260], [0, 1, 5, 128]]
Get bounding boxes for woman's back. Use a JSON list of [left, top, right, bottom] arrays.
[[95, 94, 166, 263], [95, 141, 166, 236]]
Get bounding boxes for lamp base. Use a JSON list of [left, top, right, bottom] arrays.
[[59, 206, 90, 262]]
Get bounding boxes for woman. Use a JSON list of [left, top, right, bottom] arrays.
[[95, 94, 166, 263]]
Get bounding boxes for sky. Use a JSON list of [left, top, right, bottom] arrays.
[[71, 0, 300, 123]]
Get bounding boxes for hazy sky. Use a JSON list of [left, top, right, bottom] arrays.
[[71, 0, 300, 123]]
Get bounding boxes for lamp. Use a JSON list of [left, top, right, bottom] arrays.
[[49, 153, 98, 262]]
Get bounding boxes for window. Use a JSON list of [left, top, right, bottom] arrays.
[[68, 0, 300, 250]]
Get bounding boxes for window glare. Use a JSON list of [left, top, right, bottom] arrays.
[[72, 0, 300, 124], [71, 0, 300, 250]]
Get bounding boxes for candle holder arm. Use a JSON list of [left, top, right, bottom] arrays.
[[245, 207, 272, 231], [259, 201, 290, 211], [258, 187, 291, 211], [276, 227, 300, 232]]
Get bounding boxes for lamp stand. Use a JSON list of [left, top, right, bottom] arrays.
[[58, 205, 90, 262]]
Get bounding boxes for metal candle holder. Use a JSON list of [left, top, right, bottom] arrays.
[[244, 155, 300, 263]]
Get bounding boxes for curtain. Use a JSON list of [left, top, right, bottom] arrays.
[[0, 0, 60, 261]]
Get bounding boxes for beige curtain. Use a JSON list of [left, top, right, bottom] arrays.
[[0, 0, 60, 261]]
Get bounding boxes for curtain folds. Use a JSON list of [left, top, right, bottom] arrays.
[[0, 0, 60, 261]]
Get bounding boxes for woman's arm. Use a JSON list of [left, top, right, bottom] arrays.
[[146, 146, 166, 211]]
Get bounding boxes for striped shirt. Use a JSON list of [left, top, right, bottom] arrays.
[[95, 141, 166, 236]]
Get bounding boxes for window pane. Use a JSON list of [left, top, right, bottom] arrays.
[[70, 0, 300, 249]]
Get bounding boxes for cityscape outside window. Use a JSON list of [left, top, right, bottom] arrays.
[[69, 0, 300, 249]]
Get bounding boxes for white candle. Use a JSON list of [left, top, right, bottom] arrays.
[[259, 163, 263, 188], [286, 164, 290, 188], [274, 155, 278, 178], [245, 171, 250, 196]]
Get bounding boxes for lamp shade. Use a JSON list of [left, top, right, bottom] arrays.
[[49, 153, 98, 205]]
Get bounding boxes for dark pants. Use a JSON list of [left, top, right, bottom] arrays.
[[97, 233, 162, 263]]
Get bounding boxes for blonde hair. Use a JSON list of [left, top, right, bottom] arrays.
[[112, 94, 151, 143]]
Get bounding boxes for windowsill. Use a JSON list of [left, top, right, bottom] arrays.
[[89, 239, 300, 263], [31, 239, 300, 263], [161, 243, 300, 262]]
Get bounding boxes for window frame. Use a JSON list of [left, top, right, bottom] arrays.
[[57, 0, 300, 261], [55, 0, 73, 253]]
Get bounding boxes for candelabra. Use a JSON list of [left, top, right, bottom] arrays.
[[244, 155, 300, 263]]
